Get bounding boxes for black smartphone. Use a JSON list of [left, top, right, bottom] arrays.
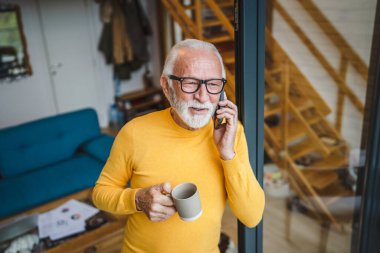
[[214, 91, 225, 129]]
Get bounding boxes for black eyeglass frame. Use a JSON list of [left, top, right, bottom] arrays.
[[168, 74, 227, 94]]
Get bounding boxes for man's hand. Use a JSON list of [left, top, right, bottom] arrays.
[[135, 182, 176, 222], [213, 94, 238, 160]]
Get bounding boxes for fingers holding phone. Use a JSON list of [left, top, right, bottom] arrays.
[[214, 91, 225, 129], [213, 92, 238, 160], [214, 92, 237, 128]]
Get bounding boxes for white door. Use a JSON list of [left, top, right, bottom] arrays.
[[38, 0, 100, 114]]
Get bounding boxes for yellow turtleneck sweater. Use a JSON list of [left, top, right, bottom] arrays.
[[92, 108, 265, 253]]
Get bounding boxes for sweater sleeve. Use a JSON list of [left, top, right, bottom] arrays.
[[221, 123, 265, 228], [92, 122, 141, 215]]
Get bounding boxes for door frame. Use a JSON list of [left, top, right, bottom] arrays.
[[235, 0, 380, 253], [355, 1, 380, 252], [235, 0, 265, 252]]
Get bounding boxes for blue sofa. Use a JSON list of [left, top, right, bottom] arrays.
[[0, 108, 114, 219]]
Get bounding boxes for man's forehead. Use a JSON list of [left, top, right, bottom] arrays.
[[177, 48, 217, 60], [174, 49, 221, 74]]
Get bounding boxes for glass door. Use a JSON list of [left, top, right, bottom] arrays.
[[262, 0, 379, 252]]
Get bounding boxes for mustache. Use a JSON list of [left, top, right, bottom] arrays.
[[185, 101, 215, 110]]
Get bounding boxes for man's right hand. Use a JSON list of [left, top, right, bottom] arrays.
[[135, 182, 176, 222]]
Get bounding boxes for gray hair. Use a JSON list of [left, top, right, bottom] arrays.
[[162, 39, 226, 82]]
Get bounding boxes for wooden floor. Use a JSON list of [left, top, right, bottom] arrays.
[[221, 195, 352, 253]]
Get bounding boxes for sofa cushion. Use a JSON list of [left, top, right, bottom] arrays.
[[0, 155, 103, 219], [81, 135, 114, 163], [0, 108, 101, 178]]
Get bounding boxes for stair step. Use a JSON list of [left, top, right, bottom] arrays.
[[302, 170, 338, 190], [207, 34, 232, 43], [264, 105, 280, 117], [292, 96, 314, 112], [316, 181, 354, 199], [268, 67, 283, 76], [183, 0, 234, 10], [203, 14, 234, 27], [288, 140, 317, 160], [305, 155, 347, 171], [306, 114, 322, 125], [221, 50, 234, 64], [264, 91, 277, 100], [270, 120, 306, 142]]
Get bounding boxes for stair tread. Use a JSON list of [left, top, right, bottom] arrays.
[[292, 96, 314, 111], [302, 170, 338, 190], [184, 0, 234, 10], [203, 14, 234, 27], [206, 34, 232, 43], [305, 114, 322, 125], [264, 91, 276, 100], [270, 120, 306, 142], [305, 154, 347, 171], [316, 181, 354, 200], [221, 50, 234, 64], [264, 104, 280, 117], [289, 140, 317, 160]]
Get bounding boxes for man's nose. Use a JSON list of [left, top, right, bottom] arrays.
[[194, 83, 209, 103]]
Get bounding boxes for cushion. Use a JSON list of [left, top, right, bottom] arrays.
[[0, 108, 101, 178], [81, 135, 114, 163], [0, 155, 103, 219]]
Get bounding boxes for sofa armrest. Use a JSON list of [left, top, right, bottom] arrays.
[[81, 134, 114, 163]]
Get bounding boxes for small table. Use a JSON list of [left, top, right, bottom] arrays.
[[115, 86, 167, 123], [0, 189, 126, 253]]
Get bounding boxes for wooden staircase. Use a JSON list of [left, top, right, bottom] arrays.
[[161, 0, 367, 227]]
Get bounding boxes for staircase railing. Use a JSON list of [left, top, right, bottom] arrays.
[[298, 0, 368, 81], [271, 0, 367, 132]]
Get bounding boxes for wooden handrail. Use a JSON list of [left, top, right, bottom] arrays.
[[274, 1, 364, 114], [297, 0, 368, 81]]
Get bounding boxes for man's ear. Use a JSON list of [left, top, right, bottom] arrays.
[[160, 75, 170, 99]]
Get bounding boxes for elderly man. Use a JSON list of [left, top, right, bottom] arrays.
[[92, 39, 265, 253]]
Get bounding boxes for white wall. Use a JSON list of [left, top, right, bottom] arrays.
[[0, 0, 57, 129], [0, 0, 162, 129], [272, 0, 377, 148]]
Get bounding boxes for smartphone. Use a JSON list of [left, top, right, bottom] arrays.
[[214, 91, 225, 129]]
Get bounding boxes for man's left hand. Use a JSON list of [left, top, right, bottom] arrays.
[[213, 96, 238, 160]]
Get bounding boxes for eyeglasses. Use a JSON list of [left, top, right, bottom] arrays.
[[168, 75, 226, 94]]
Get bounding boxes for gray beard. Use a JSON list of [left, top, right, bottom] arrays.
[[167, 86, 217, 129]]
